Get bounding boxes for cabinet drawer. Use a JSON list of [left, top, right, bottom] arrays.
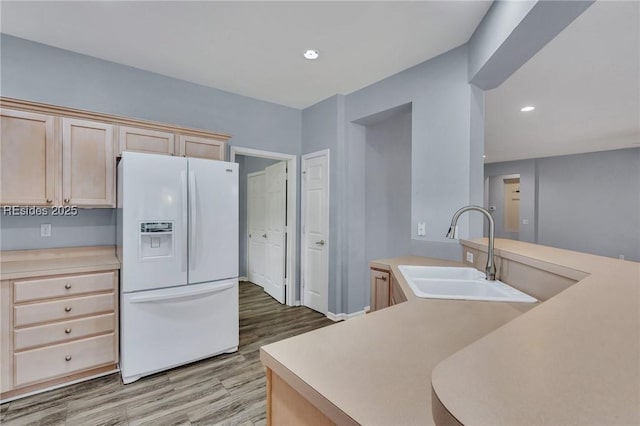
[[14, 293, 115, 327], [14, 272, 115, 303], [14, 313, 115, 351], [14, 333, 116, 387]]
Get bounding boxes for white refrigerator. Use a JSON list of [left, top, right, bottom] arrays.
[[117, 152, 239, 384]]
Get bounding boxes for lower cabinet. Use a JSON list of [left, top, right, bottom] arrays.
[[369, 267, 407, 312], [0, 270, 119, 400], [370, 269, 391, 312], [266, 368, 336, 426]]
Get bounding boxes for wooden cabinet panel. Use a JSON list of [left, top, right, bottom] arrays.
[[178, 134, 226, 160], [0, 109, 57, 206], [118, 125, 175, 156], [370, 269, 390, 312], [390, 272, 407, 305], [14, 271, 116, 303], [62, 118, 115, 207], [14, 313, 115, 351], [2, 261, 119, 399], [14, 333, 116, 387], [14, 293, 115, 327]]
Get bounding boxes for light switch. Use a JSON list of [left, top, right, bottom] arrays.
[[522, 219, 529, 225], [466, 252, 474, 263], [40, 223, 51, 237], [417, 222, 426, 236]]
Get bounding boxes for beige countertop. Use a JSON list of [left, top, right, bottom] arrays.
[[0, 246, 120, 280], [261, 240, 640, 425], [261, 255, 535, 425], [432, 239, 640, 425]]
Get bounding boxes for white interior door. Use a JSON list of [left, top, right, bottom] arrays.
[[263, 161, 287, 304], [302, 151, 329, 314], [247, 172, 267, 287]]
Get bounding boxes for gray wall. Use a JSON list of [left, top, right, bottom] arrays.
[[301, 95, 342, 312], [1, 209, 115, 250], [237, 155, 280, 278], [0, 34, 301, 252], [487, 174, 520, 240], [485, 159, 537, 243], [468, 0, 594, 89], [364, 108, 412, 262], [485, 148, 640, 261], [342, 45, 479, 313], [537, 148, 640, 261]]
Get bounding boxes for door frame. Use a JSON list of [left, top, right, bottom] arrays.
[[230, 146, 298, 307], [300, 149, 330, 311]]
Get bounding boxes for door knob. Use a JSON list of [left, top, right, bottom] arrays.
[[65, 328, 72, 334], [65, 284, 72, 290], [262, 233, 267, 238], [64, 306, 72, 312], [315, 240, 325, 246]]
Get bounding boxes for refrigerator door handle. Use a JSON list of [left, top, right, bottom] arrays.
[[128, 282, 235, 303], [181, 170, 188, 273], [189, 170, 197, 270]]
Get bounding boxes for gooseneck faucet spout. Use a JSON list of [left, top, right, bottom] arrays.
[[446, 205, 496, 281]]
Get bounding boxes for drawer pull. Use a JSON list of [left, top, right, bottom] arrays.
[[64, 306, 72, 312], [65, 355, 72, 361], [65, 328, 72, 334], [65, 284, 72, 290]]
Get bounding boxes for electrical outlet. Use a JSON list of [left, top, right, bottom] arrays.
[[417, 222, 426, 236], [466, 251, 474, 263], [40, 223, 51, 237], [619, 254, 625, 260]]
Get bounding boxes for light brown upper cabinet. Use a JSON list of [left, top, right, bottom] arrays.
[[178, 135, 226, 160], [62, 118, 115, 207], [118, 126, 175, 156], [0, 109, 57, 206]]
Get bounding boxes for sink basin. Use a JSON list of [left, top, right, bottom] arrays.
[[398, 265, 537, 303]]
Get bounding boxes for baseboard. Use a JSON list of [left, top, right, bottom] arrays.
[[326, 307, 369, 322], [239, 276, 248, 282]]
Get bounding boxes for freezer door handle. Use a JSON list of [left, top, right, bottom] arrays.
[[181, 170, 188, 273], [128, 282, 234, 303], [189, 170, 197, 270]]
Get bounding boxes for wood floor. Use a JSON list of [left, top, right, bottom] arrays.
[[0, 281, 335, 426]]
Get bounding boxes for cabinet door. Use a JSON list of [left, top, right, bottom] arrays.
[[370, 269, 390, 312], [178, 135, 225, 160], [118, 126, 175, 156], [62, 118, 115, 207], [1, 109, 57, 206]]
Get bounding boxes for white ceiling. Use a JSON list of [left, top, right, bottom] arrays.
[[3, 1, 637, 163], [485, 1, 640, 163], [0, 1, 491, 109]]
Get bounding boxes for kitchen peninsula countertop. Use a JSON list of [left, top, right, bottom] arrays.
[[260, 240, 640, 425], [0, 246, 120, 280]]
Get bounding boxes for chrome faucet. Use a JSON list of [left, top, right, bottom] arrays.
[[446, 205, 496, 281]]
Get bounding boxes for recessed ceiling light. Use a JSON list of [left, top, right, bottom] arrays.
[[520, 106, 535, 112], [303, 49, 319, 60]]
